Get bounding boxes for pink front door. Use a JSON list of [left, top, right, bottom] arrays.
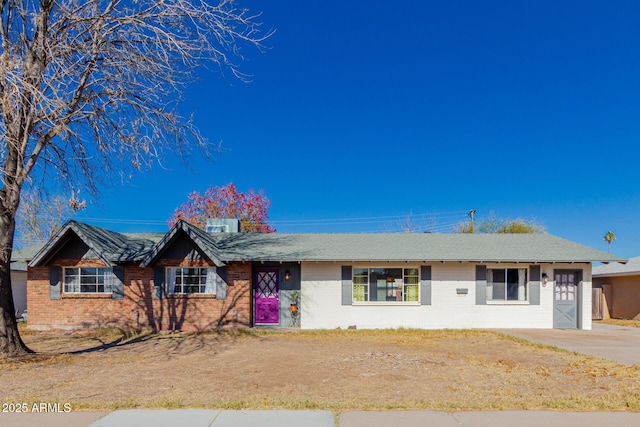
[[255, 269, 279, 325]]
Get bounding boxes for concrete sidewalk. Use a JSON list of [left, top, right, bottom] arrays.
[[4, 410, 640, 427], [91, 409, 335, 427], [0, 410, 335, 427], [341, 411, 640, 427]]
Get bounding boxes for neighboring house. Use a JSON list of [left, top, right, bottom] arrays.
[[11, 244, 44, 318], [10, 262, 27, 318], [593, 256, 640, 320], [25, 219, 623, 331]]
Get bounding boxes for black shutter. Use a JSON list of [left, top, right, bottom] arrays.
[[153, 267, 165, 300]]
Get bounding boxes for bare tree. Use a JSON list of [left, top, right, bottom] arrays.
[[15, 190, 78, 248], [454, 213, 545, 234], [0, 0, 271, 356]]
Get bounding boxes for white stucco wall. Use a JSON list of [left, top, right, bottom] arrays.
[[300, 262, 592, 330]]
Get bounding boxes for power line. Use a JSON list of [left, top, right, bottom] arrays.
[[272, 210, 468, 225], [71, 209, 472, 233]]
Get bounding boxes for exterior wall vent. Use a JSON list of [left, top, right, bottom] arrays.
[[206, 218, 241, 233]]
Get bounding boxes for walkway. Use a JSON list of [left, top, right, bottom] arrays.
[[3, 410, 640, 427]]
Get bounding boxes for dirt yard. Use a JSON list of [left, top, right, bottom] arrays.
[[1, 327, 639, 411]]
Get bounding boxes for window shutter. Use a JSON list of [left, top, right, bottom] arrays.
[[216, 267, 228, 300], [49, 266, 61, 300], [476, 265, 487, 305], [204, 268, 216, 294], [529, 265, 541, 305], [112, 267, 125, 300], [341, 266, 352, 305], [153, 267, 165, 300], [420, 265, 432, 305]]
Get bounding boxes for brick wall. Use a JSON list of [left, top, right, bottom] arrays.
[[27, 262, 252, 332]]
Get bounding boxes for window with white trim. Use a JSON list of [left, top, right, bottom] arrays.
[[166, 267, 216, 295], [353, 268, 420, 302], [64, 267, 114, 294], [487, 268, 527, 301]]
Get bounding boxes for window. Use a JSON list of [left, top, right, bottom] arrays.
[[487, 268, 527, 301], [352, 268, 420, 303], [64, 267, 113, 294], [166, 267, 216, 295]]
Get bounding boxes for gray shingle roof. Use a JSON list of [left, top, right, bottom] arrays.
[[139, 220, 226, 267], [208, 232, 625, 263], [593, 256, 640, 277], [29, 220, 164, 266], [10, 261, 27, 272], [26, 220, 625, 266], [12, 243, 45, 262]]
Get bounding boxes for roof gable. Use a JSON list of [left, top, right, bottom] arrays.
[[139, 220, 225, 267], [28, 220, 162, 267]]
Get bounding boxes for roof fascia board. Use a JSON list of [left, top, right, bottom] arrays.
[[593, 272, 640, 278]]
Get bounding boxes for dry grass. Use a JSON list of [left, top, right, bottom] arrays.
[[1, 328, 639, 412]]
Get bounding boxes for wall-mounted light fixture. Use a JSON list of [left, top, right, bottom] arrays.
[[285, 270, 291, 281], [541, 272, 549, 286]]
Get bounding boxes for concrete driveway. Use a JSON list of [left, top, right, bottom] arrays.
[[494, 323, 640, 366]]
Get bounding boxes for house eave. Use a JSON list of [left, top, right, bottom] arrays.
[[593, 272, 640, 279]]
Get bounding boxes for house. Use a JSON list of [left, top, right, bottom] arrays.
[[10, 244, 44, 319], [10, 262, 28, 318], [25, 219, 624, 331], [593, 256, 640, 320]]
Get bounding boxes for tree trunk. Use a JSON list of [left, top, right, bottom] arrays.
[[0, 187, 32, 357], [0, 262, 31, 356]]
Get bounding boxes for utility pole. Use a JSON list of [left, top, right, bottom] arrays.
[[468, 209, 476, 233]]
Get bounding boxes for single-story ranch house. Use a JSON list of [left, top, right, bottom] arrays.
[[24, 219, 624, 331], [593, 256, 640, 320]]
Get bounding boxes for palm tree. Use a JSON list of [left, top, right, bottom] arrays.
[[604, 231, 616, 254]]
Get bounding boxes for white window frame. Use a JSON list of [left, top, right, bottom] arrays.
[[352, 267, 420, 304], [166, 267, 217, 295], [63, 267, 114, 294]]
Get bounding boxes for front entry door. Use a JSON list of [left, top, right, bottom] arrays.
[[255, 269, 279, 325], [553, 270, 580, 329]]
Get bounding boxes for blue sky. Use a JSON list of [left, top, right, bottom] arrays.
[[75, 0, 640, 258]]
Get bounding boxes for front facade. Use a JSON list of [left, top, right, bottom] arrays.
[[302, 262, 591, 330], [25, 220, 623, 331]]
